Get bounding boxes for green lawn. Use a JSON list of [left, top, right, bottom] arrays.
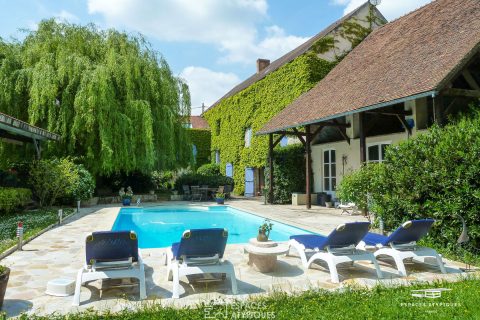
[[0, 208, 74, 254], [18, 278, 480, 320]]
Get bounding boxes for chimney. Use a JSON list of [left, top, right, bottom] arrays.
[[256, 58, 270, 73]]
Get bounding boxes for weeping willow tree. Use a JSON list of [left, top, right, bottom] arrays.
[[0, 19, 192, 175]]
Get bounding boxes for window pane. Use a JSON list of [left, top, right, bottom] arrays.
[[324, 151, 330, 163], [324, 164, 330, 177], [381, 144, 389, 161], [331, 164, 336, 177], [331, 150, 336, 163], [332, 178, 337, 191], [324, 178, 330, 191], [368, 145, 379, 161]]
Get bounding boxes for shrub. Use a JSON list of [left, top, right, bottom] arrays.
[[72, 165, 95, 200], [174, 174, 234, 192], [0, 187, 32, 214], [197, 163, 221, 176], [338, 109, 480, 256], [265, 144, 306, 204], [30, 158, 79, 207], [151, 170, 175, 191], [336, 163, 386, 214]]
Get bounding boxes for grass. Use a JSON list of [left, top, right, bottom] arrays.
[[14, 278, 480, 320], [0, 208, 74, 254]]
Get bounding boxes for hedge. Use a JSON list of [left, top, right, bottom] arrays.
[[0, 187, 32, 214], [203, 53, 335, 194], [337, 108, 480, 257], [265, 144, 306, 204], [188, 129, 211, 168], [196, 163, 220, 176]]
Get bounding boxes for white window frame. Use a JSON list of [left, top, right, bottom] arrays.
[[367, 141, 392, 163], [215, 150, 220, 164], [244, 127, 252, 147], [322, 148, 336, 192]]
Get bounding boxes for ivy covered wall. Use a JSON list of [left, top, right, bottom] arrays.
[[203, 53, 335, 194], [188, 129, 211, 168]]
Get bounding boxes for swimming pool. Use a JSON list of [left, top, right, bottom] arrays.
[[112, 205, 314, 248]]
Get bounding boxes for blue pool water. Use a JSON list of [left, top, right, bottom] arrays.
[[112, 206, 313, 248]]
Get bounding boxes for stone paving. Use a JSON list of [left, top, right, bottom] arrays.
[[0, 200, 470, 317]]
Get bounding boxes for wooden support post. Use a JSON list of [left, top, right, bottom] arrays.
[[359, 112, 366, 164], [33, 139, 41, 160], [433, 95, 445, 126], [305, 125, 312, 209], [268, 133, 274, 204]]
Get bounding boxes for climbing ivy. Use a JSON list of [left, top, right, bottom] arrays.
[[203, 54, 335, 194], [0, 19, 192, 175], [188, 129, 211, 168], [203, 13, 384, 195]]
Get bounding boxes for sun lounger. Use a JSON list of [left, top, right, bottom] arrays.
[[289, 222, 383, 283], [165, 228, 238, 298], [73, 231, 146, 306], [358, 219, 446, 276]]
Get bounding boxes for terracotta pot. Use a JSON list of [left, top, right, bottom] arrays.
[[0, 267, 10, 310], [257, 230, 269, 242]]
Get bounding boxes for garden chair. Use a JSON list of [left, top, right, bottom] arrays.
[[73, 231, 146, 306], [357, 219, 446, 276], [182, 185, 191, 200], [289, 222, 382, 283], [338, 202, 359, 215], [190, 186, 202, 201], [224, 185, 232, 199], [164, 228, 238, 298]]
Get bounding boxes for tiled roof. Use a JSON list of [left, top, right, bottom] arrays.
[[189, 116, 210, 129], [204, 1, 385, 114], [258, 0, 480, 134]]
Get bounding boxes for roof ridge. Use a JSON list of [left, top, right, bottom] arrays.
[[204, 1, 377, 114]]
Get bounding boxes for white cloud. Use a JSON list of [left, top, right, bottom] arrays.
[[336, 0, 434, 21], [180, 66, 241, 114], [87, 0, 308, 65], [55, 10, 80, 23]]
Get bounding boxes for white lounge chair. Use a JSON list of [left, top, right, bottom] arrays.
[[289, 222, 383, 283], [73, 231, 146, 306], [358, 219, 446, 276], [165, 228, 238, 298], [338, 202, 359, 215]]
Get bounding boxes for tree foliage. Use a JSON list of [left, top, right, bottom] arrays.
[[0, 20, 192, 175]]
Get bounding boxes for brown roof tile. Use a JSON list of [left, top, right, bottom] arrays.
[[189, 116, 210, 129], [258, 0, 480, 134]]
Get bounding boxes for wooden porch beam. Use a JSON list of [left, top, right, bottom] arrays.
[[332, 119, 350, 145], [365, 110, 412, 117], [272, 134, 285, 149], [292, 128, 307, 146], [462, 70, 480, 90], [396, 115, 412, 136], [442, 88, 480, 98], [305, 125, 312, 210]]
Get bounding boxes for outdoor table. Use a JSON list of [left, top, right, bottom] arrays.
[[198, 187, 218, 200], [244, 238, 290, 273]]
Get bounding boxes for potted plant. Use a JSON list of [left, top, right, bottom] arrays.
[[215, 193, 225, 205], [257, 219, 273, 242], [119, 186, 133, 206], [0, 265, 10, 310]]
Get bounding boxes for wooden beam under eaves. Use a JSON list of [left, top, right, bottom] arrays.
[[442, 88, 480, 98]]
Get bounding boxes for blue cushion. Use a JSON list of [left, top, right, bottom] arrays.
[[363, 219, 435, 246], [290, 234, 328, 250], [172, 228, 228, 260], [363, 232, 389, 246], [291, 222, 370, 250], [85, 230, 138, 265]]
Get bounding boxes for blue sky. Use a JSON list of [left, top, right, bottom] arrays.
[[0, 0, 432, 114]]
